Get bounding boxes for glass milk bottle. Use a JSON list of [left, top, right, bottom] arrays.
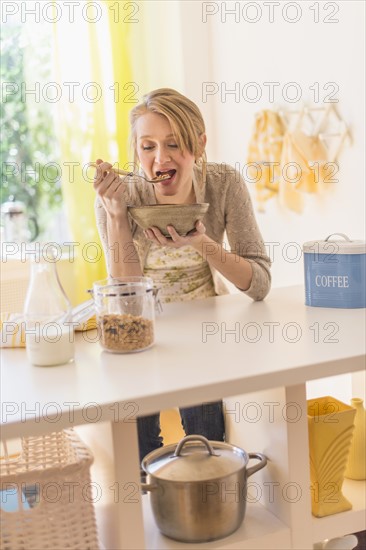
[[23, 248, 74, 366]]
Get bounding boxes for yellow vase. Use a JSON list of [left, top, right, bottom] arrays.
[[307, 396, 356, 517], [345, 398, 366, 480]]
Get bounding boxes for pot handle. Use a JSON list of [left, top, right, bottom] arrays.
[[140, 482, 158, 492], [247, 453, 267, 477], [324, 233, 351, 242], [174, 435, 220, 457]]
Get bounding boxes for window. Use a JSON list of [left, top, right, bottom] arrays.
[[1, 17, 63, 238]]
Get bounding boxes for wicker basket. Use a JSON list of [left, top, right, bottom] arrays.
[[0, 429, 100, 549]]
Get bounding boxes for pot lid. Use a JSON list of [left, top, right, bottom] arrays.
[[142, 435, 248, 482], [303, 233, 365, 255]]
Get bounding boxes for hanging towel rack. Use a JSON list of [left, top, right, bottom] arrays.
[[276, 104, 351, 162]]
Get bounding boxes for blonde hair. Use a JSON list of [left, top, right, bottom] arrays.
[[129, 88, 207, 185]]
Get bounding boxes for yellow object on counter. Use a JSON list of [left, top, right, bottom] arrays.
[[0, 313, 97, 348], [75, 316, 97, 331], [0, 313, 26, 348]]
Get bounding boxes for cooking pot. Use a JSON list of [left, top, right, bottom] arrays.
[[141, 434, 267, 543]]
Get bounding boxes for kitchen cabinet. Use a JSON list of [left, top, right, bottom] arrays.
[[1, 286, 365, 549]]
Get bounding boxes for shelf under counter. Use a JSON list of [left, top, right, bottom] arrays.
[[2, 285, 365, 549], [142, 494, 291, 550], [140, 479, 366, 550], [312, 479, 366, 543]]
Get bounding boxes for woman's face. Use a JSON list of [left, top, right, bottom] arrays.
[[135, 111, 197, 204]]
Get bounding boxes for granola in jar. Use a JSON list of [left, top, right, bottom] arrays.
[[98, 313, 154, 352]]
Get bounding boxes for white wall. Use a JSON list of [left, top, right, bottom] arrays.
[[180, 0, 365, 289]]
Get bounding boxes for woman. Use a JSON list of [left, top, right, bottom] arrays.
[[93, 88, 271, 462]]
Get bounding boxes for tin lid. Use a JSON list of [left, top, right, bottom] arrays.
[[303, 233, 366, 255]]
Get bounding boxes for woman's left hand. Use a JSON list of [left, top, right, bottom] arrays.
[[144, 220, 206, 248]]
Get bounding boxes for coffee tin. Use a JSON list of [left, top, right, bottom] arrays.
[[303, 233, 366, 308]]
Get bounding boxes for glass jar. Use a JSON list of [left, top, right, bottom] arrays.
[[23, 247, 74, 366], [93, 277, 158, 353]]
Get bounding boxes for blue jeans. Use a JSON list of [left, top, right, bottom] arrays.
[[137, 400, 225, 463]]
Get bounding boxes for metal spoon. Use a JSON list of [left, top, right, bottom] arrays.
[[88, 162, 171, 184]]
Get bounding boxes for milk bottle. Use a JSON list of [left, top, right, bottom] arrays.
[[23, 246, 74, 366]]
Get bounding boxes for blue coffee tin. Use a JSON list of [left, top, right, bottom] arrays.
[[303, 233, 366, 308]]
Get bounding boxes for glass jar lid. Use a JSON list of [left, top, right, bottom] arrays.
[[93, 277, 154, 297]]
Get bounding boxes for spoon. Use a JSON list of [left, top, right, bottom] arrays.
[[88, 162, 171, 184]]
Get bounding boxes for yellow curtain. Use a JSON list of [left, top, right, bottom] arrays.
[[52, 1, 133, 304], [53, 1, 186, 305]]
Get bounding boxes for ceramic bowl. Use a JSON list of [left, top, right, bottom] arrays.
[[127, 203, 209, 237]]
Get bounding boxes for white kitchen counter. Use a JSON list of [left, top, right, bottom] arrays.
[[1, 285, 365, 549]]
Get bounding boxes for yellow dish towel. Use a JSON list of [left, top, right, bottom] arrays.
[[0, 313, 97, 348], [76, 316, 97, 331], [247, 110, 286, 212], [0, 313, 26, 348], [279, 129, 328, 213]]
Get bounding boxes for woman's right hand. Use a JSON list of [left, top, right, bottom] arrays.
[[93, 159, 128, 219]]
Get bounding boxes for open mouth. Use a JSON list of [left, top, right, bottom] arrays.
[[155, 169, 176, 182]]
